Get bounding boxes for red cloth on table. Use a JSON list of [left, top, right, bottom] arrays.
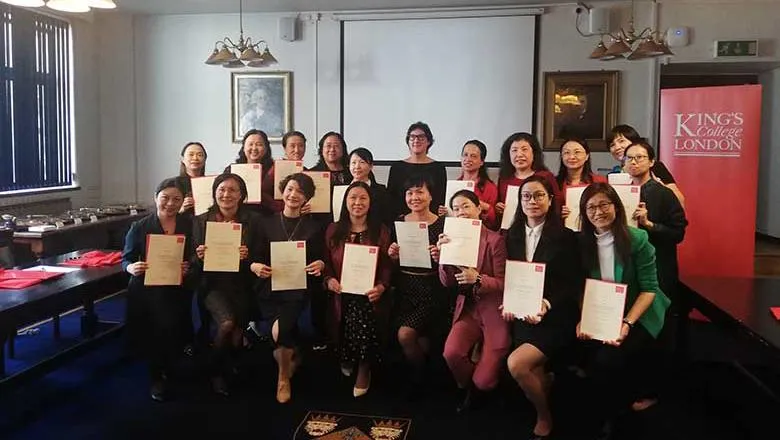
[[60, 250, 122, 268], [0, 268, 65, 289]]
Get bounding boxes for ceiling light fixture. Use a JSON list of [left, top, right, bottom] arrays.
[[0, 0, 117, 12], [204, 0, 277, 69], [579, 0, 673, 61]]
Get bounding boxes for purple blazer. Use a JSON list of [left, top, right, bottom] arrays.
[[439, 226, 510, 349]]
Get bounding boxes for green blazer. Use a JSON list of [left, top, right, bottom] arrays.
[[590, 227, 671, 338]]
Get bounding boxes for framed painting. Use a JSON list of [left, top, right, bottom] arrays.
[[231, 71, 292, 143], [542, 70, 619, 151]]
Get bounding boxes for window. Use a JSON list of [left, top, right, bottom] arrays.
[[1, 4, 73, 194]]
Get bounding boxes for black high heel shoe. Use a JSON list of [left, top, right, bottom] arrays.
[[455, 387, 472, 413]]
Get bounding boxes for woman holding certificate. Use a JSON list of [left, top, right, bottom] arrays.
[[226, 129, 280, 215], [387, 175, 446, 390], [323, 181, 392, 398], [434, 190, 509, 412], [310, 132, 352, 186], [122, 177, 193, 402], [503, 176, 583, 440], [349, 147, 394, 228], [576, 182, 671, 438], [282, 131, 307, 162], [496, 133, 562, 222], [178, 142, 208, 215], [192, 173, 265, 397], [254, 173, 325, 403], [446, 140, 499, 230]]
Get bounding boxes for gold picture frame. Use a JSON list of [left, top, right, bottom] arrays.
[[542, 70, 619, 151], [231, 71, 292, 143]]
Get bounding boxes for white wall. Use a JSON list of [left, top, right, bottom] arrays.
[[757, 67, 780, 237]]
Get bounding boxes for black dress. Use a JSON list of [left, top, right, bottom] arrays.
[[122, 213, 194, 377], [505, 222, 583, 357], [255, 213, 324, 348], [391, 215, 446, 335]]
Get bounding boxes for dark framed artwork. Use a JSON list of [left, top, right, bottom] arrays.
[[542, 70, 619, 151], [231, 71, 292, 143]]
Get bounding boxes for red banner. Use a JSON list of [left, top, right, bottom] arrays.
[[660, 85, 762, 278]]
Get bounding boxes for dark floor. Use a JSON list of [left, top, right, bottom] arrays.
[[1, 295, 779, 440]]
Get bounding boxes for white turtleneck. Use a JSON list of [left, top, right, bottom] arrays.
[[595, 230, 616, 281]]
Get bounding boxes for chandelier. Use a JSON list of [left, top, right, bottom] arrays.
[[0, 0, 116, 12], [584, 0, 674, 61], [204, 0, 277, 68]]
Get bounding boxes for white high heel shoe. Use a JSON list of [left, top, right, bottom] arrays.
[[353, 372, 371, 398]]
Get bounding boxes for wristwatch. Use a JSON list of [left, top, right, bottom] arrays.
[[622, 318, 635, 329]]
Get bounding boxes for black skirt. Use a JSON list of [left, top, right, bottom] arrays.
[[512, 302, 578, 358]]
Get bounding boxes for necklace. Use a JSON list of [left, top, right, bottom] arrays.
[[280, 214, 303, 241]]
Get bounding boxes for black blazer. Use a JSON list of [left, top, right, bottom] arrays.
[[506, 222, 584, 310], [640, 179, 687, 298], [121, 212, 194, 291], [191, 207, 265, 292]]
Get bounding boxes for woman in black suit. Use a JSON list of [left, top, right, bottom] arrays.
[[122, 177, 194, 402], [503, 175, 584, 440], [192, 173, 266, 396]]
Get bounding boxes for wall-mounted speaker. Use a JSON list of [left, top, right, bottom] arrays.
[[279, 17, 297, 42]]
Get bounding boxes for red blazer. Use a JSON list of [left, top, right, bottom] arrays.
[[439, 226, 510, 349], [324, 223, 393, 323]]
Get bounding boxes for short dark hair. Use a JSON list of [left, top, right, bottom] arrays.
[[499, 132, 547, 179], [282, 130, 307, 147], [155, 177, 185, 197], [278, 172, 316, 201], [402, 174, 433, 195], [607, 124, 642, 147], [235, 129, 273, 171], [405, 122, 435, 150], [179, 142, 207, 177], [449, 189, 481, 209], [625, 140, 656, 161]]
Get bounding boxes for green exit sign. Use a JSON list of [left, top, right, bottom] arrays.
[[715, 40, 759, 57]]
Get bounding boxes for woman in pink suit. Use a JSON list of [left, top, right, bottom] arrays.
[[433, 189, 509, 413]]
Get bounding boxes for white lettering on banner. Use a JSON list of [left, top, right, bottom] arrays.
[[672, 112, 745, 158]]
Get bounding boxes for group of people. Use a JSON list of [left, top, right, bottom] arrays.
[[121, 121, 688, 440]]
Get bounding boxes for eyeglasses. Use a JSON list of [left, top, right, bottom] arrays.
[[408, 134, 427, 141], [585, 201, 614, 214], [521, 192, 549, 202], [624, 154, 649, 163], [562, 151, 586, 158]]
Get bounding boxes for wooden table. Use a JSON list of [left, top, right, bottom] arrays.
[[0, 250, 128, 386], [12, 213, 145, 262]]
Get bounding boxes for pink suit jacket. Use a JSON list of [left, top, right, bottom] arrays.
[[439, 226, 510, 348]]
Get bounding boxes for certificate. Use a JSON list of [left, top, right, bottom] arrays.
[[191, 175, 217, 216], [444, 180, 475, 214], [303, 171, 331, 213], [439, 217, 481, 268], [332, 185, 349, 222], [274, 160, 304, 199], [340, 243, 378, 295], [613, 184, 641, 227], [564, 185, 588, 232], [580, 278, 628, 342], [500, 185, 520, 230], [270, 241, 307, 291], [394, 221, 432, 269], [203, 222, 242, 272], [502, 261, 546, 318], [144, 234, 186, 286], [608, 172, 632, 185], [230, 163, 262, 204]]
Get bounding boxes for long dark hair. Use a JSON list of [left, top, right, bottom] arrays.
[[315, 131, 349, 171], [179, 142, 207, 177], [329, 181, 382, 248], [508, 175, 561, 238], [578, 183, 632, 273], [349, 147, 379, 185], [208, 173, 248, 215], [556, 136, 597, 187], [499, 132, 547, 179], [235, 129, 274, 172], [461, 140, 493, 191]]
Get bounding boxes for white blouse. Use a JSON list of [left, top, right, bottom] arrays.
[[525, 222, 545, 262], [596, 230, 616, 281]]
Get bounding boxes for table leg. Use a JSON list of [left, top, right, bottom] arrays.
[[81, 300, 98, 338], [7, 333, 14, 359], [0, 332, 7, 377], [53, 314, 61, 339]]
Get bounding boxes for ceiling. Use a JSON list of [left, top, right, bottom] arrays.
[[107, 0, 778, 15]]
